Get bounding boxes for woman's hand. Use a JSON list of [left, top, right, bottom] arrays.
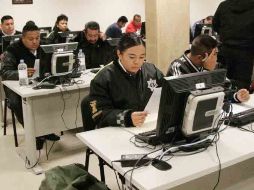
[[236, 89, 250, 102], [131, 111, 148, 127]]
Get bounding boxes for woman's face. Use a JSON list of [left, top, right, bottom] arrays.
[[117, 45, 146, 74], [57, 20, 68, 31]]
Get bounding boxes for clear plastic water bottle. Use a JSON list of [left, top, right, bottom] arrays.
[[78, 49, 86, 71], [18, 59, 28, 86]]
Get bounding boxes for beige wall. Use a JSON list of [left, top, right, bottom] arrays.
[[145, 0, 190, 74]]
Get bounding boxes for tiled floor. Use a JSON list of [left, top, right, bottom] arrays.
[[0, 119, 118, 190]]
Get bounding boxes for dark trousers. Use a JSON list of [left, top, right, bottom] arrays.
[[218, 46, 254, 89], [4, 86, 24, 125]]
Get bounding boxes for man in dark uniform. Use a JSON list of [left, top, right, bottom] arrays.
[[2, 22, 42, 125], [2, 22, 59, 146], [213, 0, 254, 89], [167, 35, 249, 103], [0, 15, 21, 56], [74, 21, 114, 69]]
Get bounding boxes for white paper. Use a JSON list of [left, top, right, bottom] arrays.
[[32, 59, 40, 78], [144, 87, 162, 116]]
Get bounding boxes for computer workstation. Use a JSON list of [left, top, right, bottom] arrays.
[[1, 34, 21, 53], [58, 31, 80, 43], [135, 69, 226, 146], [34, 42, 80, 88]]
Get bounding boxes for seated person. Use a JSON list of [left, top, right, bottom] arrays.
[[191, 15, 213, 37], [166, 35, 249, 103], [105, 16, 128, 39], [125, 14, 142, 34], [74, 21, 115, 69], [1, 22, 58, 144], [46, 14, 70, 44], [0, 15, 21, 56], [84, 33, 164, 128]]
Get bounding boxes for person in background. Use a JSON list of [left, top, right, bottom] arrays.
[[46, 14, 69, 44], [213, 0, 254, 90], [2, 22, 58, 145], [125, 14, 142, 34], [105, 16, 128, 39], [83, 33, 164, 128], [0, 15, 21, 56], [166, 35, 249, 103], [191, 15, 213, 37], [74, 21, 114, 69]]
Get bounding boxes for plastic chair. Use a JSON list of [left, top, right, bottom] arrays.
[[81, 95, 107, 182]]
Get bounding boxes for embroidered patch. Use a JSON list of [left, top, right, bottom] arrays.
[[147, 78, 158, 92]]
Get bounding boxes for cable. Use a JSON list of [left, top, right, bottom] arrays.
[[25, 150, 41, 169], [212, 133, 221, 190], [74, 82, 81, 129], [45, 141, 56, 160]]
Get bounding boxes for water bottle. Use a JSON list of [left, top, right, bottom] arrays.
[[18, 59, 28, 86], [78, 49, 86, 71]]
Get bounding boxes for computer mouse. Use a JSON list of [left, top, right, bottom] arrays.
[[152, 159, 172, 171]]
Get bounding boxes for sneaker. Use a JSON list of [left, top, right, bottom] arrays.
[[44, 133, 60, 141]]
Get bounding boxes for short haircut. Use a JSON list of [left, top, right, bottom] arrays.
[[56, 14, 68, 24], [1, 15, 13, 24], [117, 16, 128, 23], [22, 21, 39, 35], [84, 21, 100, 32], [117, 33, 145, 53], [133, 14, 141, 20], [191, 35, 217, 56], [205, 15, 213, 21]]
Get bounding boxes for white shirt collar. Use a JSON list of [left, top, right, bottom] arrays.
[[2, 30, 16, 36]]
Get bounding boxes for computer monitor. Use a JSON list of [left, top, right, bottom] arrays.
[[40, 42, 78, 76], [156, 69, 226, 144], [194, 24, 213, 38], [106, 38, 120, 46], [1, 34, 22, 53], [58, 31, 80, 43], [39, 27, 52, 39]]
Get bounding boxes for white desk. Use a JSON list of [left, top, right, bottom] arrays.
[[2, 72, 95, 173], [77, 103, 254, 190]]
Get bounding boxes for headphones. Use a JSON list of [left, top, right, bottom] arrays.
[[201, 53, 208, 62]]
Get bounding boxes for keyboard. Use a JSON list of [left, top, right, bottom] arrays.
[[224, 108, 254, 127], [135, 129, 161, 146]]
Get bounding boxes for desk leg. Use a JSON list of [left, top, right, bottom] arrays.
[[23, 97, 43, 174]]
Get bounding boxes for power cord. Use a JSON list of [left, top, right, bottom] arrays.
[[25, 150, 41, 169]]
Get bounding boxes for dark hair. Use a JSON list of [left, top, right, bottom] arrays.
[[25, 20, 35, 26], [117, 16, 128, 23], [133, 14, 141, 20], [1, 15, 13, 24], [53, 14, 68, 31], [191, 35, 217, 56], [117, 33, 145, 53], [205, 16, 213, 21], [22, 21, 39, 35], [84, 21, 100, 32]]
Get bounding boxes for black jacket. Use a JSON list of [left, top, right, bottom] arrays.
[[74, 32, 115, 69], [166, 50, 204, 76], [89, 60, 164, 128], [1, 39, 48, 80], [213, 0, 254, 49]]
